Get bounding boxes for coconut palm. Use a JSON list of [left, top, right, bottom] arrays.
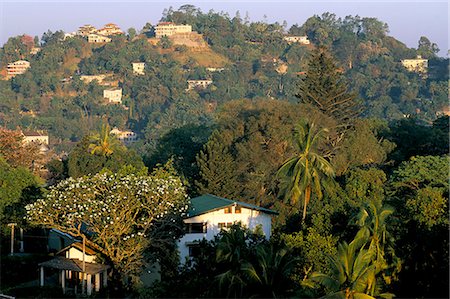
[[243, 243, 299, 298], [88, 123, 122, 156], [277, 122, 335, 221], [303, 231, 378, 299]]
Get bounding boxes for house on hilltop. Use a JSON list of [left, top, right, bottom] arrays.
[[97, 23, 123, 36], [77, 24, 97, 36], [155, 22, 192, 38], [178, 194, 277, 262], [87, 33, 112, 44]]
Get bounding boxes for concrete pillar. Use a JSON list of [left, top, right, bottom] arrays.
[[61, 270, 65, 294], [86, 274, 92, 295], [19, 228, 24, 253], [103, 270, 108, 287], [95, 273, 100, 291], [40, 267, 44, 286]]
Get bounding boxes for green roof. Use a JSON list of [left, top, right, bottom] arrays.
[[186, 194, 278, 218]]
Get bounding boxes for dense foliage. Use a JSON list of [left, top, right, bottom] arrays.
[[0, 5, 448, 299]]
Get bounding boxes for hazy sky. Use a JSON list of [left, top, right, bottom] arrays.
[[0, 1, 448, 56]]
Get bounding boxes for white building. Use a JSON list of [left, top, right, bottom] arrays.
[[80, 74, 109, 84], [283, 35, 310, 45], [132, 62, 145, 75], [401, 55, 428, 73], [103, 88, 122, 104], [110, 127, 138, 144], [206, 67, 225, 72], [155, 22, 192, 38], [87, 33, 112, 44], [7, 60, 30, 77], [77, 24, 97, 36], [22, 130, 49, 145], [178, 194, 277, 263], [186, 79, 213, 91], [96, 23, 123, 36]]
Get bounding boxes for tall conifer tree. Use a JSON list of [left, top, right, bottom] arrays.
[[195, 131, 241, 198], [296, 46, 361, 128]]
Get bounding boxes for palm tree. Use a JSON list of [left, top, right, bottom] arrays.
[[88, 123, 122, 156], [215, 225, 251, 298], [303, 232, 378, 299], [277, 122, 335, 221], [243, 243, 299, 298], [356, 201, 399, 293]]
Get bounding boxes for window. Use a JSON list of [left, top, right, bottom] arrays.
[[188, 244, 201, 257], [185, 223, 207, 234], [224, 206, 232, 214], [218, 222, 233, 230], [235, 205, 241, 214]]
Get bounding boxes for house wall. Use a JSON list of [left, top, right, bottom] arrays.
[[155, 24, 192, 38], [283, 36, 310, 44], [401, 58, 428, 73], [23, 135, 49, 145], [65, 247, 96, 263], [7, 60, 30, 76], [87, 34, 112, 43], [132, 63, 145, 75], [177, 206, 272, 262], [103, 89, 122, 103]]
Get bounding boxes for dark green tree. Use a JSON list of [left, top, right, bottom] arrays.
[[296, 47, 361, 128], [195, 130, 241, 198]]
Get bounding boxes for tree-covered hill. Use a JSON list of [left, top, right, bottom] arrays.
[[0, 6, 447, 151]]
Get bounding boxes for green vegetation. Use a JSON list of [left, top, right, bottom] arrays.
[[0, 5, 448, 299]]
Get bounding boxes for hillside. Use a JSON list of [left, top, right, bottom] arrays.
[[0, 9, 447, 150]]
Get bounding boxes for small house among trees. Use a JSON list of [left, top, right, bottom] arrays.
[[178, 194, 277, 262], [39, 242, 109, 296]]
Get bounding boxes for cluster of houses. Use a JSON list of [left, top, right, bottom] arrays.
[[75, 23, 124, 44], [33, 194, 276, 295]]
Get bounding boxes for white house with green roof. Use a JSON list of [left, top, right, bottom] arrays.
[[178, 194, 277, 262]]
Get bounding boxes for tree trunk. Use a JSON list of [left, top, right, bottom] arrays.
[[302, 185, 311, 221]]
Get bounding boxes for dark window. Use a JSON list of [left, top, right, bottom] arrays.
[[235, 206, 241, 213], [224, 207, 232, 214], [188, 245, 201, 257], [185, 223, 207, 233]]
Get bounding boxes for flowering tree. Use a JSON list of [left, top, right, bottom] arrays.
[[26, 166, 189, 283]]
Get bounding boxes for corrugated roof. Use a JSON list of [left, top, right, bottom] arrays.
[[186, 194, 278, 218], [39, 257, 109, 274]]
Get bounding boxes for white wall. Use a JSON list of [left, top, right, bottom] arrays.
[[65, 247, 96, 263], [178, 206, 272, 263]]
